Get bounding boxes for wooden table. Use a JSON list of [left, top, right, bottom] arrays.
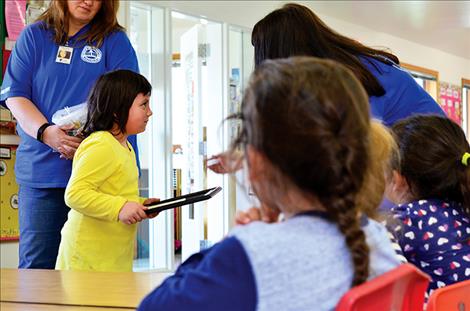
[[0, 269, 169, 309], [1, 302, 132, 311]]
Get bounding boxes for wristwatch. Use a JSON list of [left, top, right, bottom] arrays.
[[36, 122, 52, 142]]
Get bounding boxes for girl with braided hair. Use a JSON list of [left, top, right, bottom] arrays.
[[138, 57, 400, 311]]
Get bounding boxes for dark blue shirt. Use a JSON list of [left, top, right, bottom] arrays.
[[138, 237, 257, 311], [389, 199, 470, 293]]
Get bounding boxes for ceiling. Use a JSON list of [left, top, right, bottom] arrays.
[[300, 1, 470, 59], [159, 1, 470, 59]]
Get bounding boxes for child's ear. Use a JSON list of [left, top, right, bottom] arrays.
[[386, 170, 411, 204], [393, 170, 409, 192], [245, 146, 264, 184]]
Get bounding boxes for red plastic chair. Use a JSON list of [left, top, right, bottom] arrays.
[[426, 280, 470, 311], [336, 263, 431, 311]]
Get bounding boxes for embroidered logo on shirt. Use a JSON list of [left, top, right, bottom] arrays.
[[81, 46, 102, 64]]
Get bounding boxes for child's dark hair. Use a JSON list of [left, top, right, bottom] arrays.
[[251, 3, 399, 98], [82, 70, 152, 137], [233, 56, 371, 286], [391, 115, 470, 216]]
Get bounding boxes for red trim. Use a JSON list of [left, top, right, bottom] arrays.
[[0, 237, 19, 242]]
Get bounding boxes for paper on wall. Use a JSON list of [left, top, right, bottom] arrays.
[[5, 0, 27, 41]]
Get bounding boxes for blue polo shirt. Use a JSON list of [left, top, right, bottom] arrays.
[[362, 56, 445, 127], [1, 22, 140, 188]]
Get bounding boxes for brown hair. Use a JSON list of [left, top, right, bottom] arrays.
[[252, 3, 399, 97], [36, 0, 123, 47], [233, 56, 371, 286], [357, 121, 397, 220], [391, 115, 470, 217]]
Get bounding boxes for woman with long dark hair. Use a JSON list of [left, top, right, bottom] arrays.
[[208, 3, 444, 174], [251, 3, 444, 127]]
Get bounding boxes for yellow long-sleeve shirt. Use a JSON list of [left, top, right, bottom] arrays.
[[56, 131, 145, 272]]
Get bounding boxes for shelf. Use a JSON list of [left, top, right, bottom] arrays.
[[0, 135, 20, 146]]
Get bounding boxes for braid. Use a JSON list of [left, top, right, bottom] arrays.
[[321, 148, 370, 286], [329, 197, 370, 286]]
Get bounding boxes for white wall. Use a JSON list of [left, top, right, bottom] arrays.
[[144, 1, 284, 28], [1, 242, 19, 268], [139, 1, 469, 85], [117, 0, 130, 31], [320, 15, 470, 85]]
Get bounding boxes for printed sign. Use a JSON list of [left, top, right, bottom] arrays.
[[439, 82, 462, 125], [5, 0, 27, 41]]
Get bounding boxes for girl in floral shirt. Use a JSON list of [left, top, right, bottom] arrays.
[[386, 115, 470, 295]]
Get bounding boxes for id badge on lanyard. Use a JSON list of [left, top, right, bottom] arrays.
[[56, 45, 74, 64]]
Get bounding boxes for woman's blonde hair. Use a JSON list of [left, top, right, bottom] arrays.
[[356, 120, 397, 219], [36, 0, 123, 47]]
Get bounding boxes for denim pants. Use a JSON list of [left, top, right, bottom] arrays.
[[18, 186, 70, 269]]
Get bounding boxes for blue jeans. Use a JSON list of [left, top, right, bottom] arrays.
[[18, 186, 70, 269]]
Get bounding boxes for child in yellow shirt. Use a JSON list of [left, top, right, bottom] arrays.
[[56, 70, 158, 272]]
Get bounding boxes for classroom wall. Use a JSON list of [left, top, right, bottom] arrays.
[[320, 15, 470, 85], [2, 0, 467, 269], [135, 1, 469, 85], [1, 242, 19, 268]]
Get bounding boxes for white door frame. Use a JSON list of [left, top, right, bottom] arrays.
[[127, 1, 252, 271], [147, 6, 175, 271]]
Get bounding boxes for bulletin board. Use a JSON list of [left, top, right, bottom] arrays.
[[439, 82, 462, 126], [0, 145, 19, 240], [1, 0, 23, 241], [0, 0, 5, 84]]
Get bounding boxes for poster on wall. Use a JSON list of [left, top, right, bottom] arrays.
[[4, 0, 49, 42], [0, 146, 19, 241], [439, 82, 462, 126], [25, 0, 49, 25], [5, 0, 27, 41]]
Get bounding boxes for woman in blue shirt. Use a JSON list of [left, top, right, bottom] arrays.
[[251, 3, 444, 127], [0, 0, 140, 269], [208, 3, 445, 174]]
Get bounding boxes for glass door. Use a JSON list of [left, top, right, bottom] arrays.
[[228, 27, 255, 226], [129, 2, 152, 271], [129, 3, 173, 271], [128, 3, 256, 269], [172, 12, 225, 261]]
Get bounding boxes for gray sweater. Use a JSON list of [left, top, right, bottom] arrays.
[[230, 213, 401, 311]]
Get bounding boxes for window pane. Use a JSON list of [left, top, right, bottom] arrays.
[[130, 4, 152, 271]]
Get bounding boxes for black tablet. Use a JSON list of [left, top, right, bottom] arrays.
[[144, 186, 222, 214]]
